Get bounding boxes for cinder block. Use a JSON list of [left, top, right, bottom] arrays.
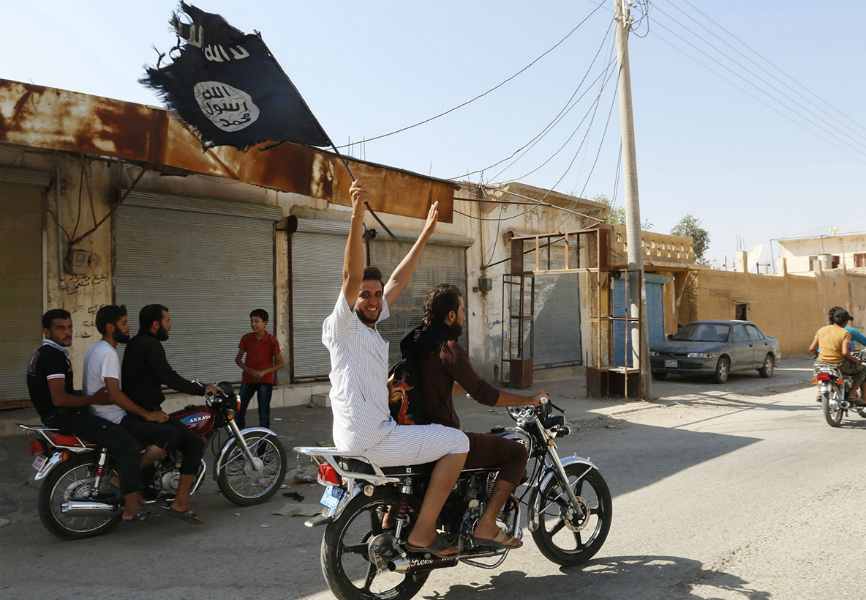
[[310, 393, 330, 408]]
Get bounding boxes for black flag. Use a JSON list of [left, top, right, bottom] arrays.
[[142, 2, 330, 150]]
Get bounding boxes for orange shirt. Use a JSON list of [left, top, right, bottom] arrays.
[[816, 325, 851, 363]]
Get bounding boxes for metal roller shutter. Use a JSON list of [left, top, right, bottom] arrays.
[[0, 169, 49, 404], [532, 273, 582, 367], [116, 191, 281, 385], [291, 230, 345, 380], [369, 239, 469, 368], [290, 220, 472, 379]]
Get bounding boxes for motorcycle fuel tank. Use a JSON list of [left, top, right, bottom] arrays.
[[173, 405, 216, 435]]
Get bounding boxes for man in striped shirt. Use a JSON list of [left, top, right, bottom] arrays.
[[323, 180, 469, 558]]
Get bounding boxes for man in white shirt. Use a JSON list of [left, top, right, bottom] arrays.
[[323, 180, 469, 559], [83, 305, 171, 523]]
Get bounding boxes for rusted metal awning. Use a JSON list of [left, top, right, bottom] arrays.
[[0, 79, 454, 222]]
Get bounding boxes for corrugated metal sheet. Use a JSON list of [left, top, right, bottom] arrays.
[[115, 201, 277, 384], [0, 79, 455, 222], [0, 176, 43, 402]]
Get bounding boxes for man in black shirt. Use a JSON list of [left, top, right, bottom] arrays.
[[27, 309, 158, 526], [122, 304, 219, 524]]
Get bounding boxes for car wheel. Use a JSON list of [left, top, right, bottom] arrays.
[[713, 356, 730, 384], [757, 354, 774, 378], [651, 371, 667, 380]]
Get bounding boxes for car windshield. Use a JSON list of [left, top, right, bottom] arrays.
[[674, 323, 731, 343]]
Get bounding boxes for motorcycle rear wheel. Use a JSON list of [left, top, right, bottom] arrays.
[[38, 454, 121, 540], [822, 389, 844, 427], [321, 488, 430, 600], [531, 464, 612, 566], [217, 432, 287, 506]]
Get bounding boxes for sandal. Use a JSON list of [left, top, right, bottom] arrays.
[[405, 532, 459, 559], [471, 529, 523, 549], [120, 509, 162, 529], [166, 507, 204, 525]]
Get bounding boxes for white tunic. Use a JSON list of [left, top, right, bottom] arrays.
[[322, 292, 395, 453]]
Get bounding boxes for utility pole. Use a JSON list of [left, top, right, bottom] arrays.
[[614, 0, 652, 401]]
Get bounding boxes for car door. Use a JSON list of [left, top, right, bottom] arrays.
[[745, 324, 768, 367], [730, 324, 751, 370]]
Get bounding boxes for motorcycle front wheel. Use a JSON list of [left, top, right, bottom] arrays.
[[38, 454, 121, 540], [530, 463, 612, 566], [217, 432, 287, 506], [822, 388, 844, 427], [321, 488, 430, 600]]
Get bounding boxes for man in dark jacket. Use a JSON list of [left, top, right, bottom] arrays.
[[410, 284, 546, 549], [122, 304, 219, 524]]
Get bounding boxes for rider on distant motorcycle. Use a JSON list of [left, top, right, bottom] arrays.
[[810, 308, 866, 400]]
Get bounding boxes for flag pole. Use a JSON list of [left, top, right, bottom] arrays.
[[257, 33, 402, 246]]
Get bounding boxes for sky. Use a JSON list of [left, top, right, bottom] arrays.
[[3, 0, 864, 269]]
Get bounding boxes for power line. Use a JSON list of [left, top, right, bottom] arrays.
[[650, 18, 866, 163], [490, 52, 618, 184], [653, 3, 866, 153], [335, 2, 606, 150], [677, 0, 866, 138], [450, 23, 616, 182]]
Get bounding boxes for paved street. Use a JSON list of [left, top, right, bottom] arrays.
[[5, 358, 861, 600]]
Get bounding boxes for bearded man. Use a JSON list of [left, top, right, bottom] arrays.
[[121, 304, 219, 524]]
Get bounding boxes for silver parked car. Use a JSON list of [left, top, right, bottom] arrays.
[[649, 320, 781, 383]]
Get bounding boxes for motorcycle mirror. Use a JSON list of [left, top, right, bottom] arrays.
[[218, 381, 235, 397]]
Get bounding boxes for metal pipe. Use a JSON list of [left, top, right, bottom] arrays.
[[61, 501, 121, 517], [55, 165, 64, 282]]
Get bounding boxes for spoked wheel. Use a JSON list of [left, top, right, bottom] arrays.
[[217, 433, 287, 506], [822, 388, 844, 427], [530, 463, 612, 566], [321, 488, 430, 600], [38, 455, 121, 540]]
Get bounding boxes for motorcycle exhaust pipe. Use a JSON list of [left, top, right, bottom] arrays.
[[388, 555, 459, 574], [61, 501, 122, 517]]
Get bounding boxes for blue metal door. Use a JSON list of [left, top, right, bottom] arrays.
[[613, 274, 669, 367]]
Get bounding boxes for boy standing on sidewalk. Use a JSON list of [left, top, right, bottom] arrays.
[[235, 309, 284, 429]]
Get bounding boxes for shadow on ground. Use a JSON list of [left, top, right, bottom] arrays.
[[421, 555, 770, 600]]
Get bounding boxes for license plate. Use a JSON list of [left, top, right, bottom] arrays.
[[665, 360, 677, 368], [320, 486, 344, 509], [32, 455, 46, 471]]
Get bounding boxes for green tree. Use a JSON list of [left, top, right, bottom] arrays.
[[671, 213, 710, 263], [592, 194, 653, 231]]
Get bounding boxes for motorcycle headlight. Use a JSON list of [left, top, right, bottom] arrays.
[[687, 352, 713, 358]]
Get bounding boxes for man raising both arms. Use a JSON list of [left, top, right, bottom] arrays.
[[323, 180, 469, 559]]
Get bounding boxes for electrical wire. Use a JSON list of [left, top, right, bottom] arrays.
[[653, 3, 866, 153], [677, 0, 866, 138], [489, 53, 618, 184], [334, 3, 606, 150], [650, 27, 866, 165], [450, 23, 616, 182]]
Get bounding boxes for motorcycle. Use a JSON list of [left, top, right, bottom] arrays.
[[295, 398, 612, 600], [20, 382, 286, 540], [814, 350, 866, 427]]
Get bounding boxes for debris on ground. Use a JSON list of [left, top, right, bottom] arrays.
[[272, 503, 322, 517], [287, 464, 318, 485], [283, 491, 304, 502]]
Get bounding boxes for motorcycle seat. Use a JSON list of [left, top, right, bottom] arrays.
[[340, 458, 437, 477]]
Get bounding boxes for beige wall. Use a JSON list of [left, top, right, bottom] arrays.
[[779, 234, 866, 272], [691, 263, 866, 355]]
